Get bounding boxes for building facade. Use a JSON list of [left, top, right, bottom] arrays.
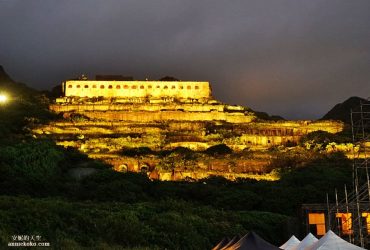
[[63, 80, 212, 99]]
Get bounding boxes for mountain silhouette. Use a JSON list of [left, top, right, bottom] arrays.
[[321, 96, 368, 124], [0, 65, 14, 83], [0, 65, 36, 96]]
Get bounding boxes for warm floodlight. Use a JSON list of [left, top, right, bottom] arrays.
[[0, 94, 8, 103]]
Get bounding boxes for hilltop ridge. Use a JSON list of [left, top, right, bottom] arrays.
[[321, 96, 368, 124], [0, 65, 37, 96], [0, 65, 13, 83]]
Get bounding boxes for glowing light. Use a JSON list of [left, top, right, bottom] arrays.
[[0, 94, 8, 103]]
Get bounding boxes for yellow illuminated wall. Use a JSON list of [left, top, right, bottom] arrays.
[[336, 213, 352, 235], [362, 213, 370, 234], [308, 213, 326, 236], [63, 80, 212, 99]]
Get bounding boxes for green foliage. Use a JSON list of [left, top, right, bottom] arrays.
[[120, 147, 154, 157], [0, 139, 354, 248], [157, 150, 197, 171], [300, 130, 336, 145], [157, 146, 195, 157], [204, 144, 232, 156], [0, 140, 63, 193], [171, 146, 195, 156], [299, 130, 352, 150], [69, 113, 89, 122], [0, 139, 111, 196], [0, 196, 290, 249], [258, 152, 352, 214], [267, 147, 320, 171], [75, 170, 150, 202], [0, 76, 358, 248], [0, 68, 56, 143], [0, 96, 56, 144]]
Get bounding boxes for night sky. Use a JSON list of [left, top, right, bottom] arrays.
[[0, 0, 369, 119]]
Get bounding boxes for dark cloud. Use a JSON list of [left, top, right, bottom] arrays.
[[0, 0, 369, 119]]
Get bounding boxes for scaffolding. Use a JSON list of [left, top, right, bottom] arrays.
[[351, 99, 370, 247], [328, 98, 370, 248], [302, 99, 370, 248]]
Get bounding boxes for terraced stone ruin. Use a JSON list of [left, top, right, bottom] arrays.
[[33, 78, 344, 181]]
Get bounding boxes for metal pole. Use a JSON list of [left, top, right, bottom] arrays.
[[355, 167, 364, 248], [351, 109, 356, 196], [327, 193, 331, 230], [335, 189, 341, 236], [345, 185, 352, 243], [359, 102, 370, 205], [351, 108, 363, 246]]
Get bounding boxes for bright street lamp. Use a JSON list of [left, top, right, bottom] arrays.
[[0, 93, 8, 104]]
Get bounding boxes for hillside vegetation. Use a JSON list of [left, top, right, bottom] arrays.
[[0, 66, 356, 249]]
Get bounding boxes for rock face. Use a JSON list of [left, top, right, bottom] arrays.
[[35, 79, 344, 181]]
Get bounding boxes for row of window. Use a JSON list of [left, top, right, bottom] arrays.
[[67, 84, 200, 90]]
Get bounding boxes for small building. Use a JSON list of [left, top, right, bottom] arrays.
[[62, 80, 212, 100]]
